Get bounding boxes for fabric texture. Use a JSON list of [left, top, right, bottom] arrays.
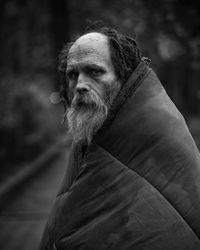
[[40, 59, 200, 250]]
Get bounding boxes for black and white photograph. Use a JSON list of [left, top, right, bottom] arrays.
[[0, 0, 200, 249]]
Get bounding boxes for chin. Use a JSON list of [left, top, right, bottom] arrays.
[[67, 106, 108, 144]]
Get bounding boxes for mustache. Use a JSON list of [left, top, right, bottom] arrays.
[[71, 90, 110, 112]]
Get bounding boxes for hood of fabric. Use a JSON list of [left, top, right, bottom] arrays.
[[94, 58, 200, 238]]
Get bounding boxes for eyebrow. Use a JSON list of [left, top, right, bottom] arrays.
[[66, 63, 106, 73]]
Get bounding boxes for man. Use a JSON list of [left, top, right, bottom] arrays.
[[40, 25, 200, 249]]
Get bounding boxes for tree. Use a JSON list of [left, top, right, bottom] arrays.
[[49, 0, 70, 88]]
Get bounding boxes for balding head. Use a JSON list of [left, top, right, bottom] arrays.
[[69, 32, 109, 54], [67, 32, 115, 84]]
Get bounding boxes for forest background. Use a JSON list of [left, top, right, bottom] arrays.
[[0, 0, 200, 173]]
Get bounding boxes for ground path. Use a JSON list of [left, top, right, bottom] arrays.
[[0, 146, 69, 250]]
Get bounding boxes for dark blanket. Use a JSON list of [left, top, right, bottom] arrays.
[[40, 59, 200, 250]]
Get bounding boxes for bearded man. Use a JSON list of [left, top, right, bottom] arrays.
[[40, 25, 200, 249]]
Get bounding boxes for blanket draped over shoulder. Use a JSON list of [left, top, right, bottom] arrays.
[[40, 58, 200, 250]]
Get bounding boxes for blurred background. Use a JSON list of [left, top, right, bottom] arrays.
[[0, 0, 200, 249]]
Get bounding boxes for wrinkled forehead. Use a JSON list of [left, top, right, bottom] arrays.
[[67, 33, 113, 67]]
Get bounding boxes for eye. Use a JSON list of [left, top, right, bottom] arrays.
[[88, 68, 104, 77]]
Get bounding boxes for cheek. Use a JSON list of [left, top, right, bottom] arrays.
[[103, 73, 120, 94], [97, 80, 120, 104]]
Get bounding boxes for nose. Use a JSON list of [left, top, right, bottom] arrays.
[[76, 83, 90, 94], [76, 76, 90, 94]]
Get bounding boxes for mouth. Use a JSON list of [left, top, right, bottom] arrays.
[[71, 91, 105, 111], [72, 101, 92, 112]]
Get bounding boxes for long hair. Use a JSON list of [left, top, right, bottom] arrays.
[[58, 21, 142, 114]]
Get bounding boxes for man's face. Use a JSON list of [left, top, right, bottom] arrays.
[[66, 32, 120, 143]]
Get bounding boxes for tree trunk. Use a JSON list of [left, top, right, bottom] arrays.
[[49, 0, 70, 89]]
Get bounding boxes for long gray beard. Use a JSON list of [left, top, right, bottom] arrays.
[[66, 90, 109, 144]]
